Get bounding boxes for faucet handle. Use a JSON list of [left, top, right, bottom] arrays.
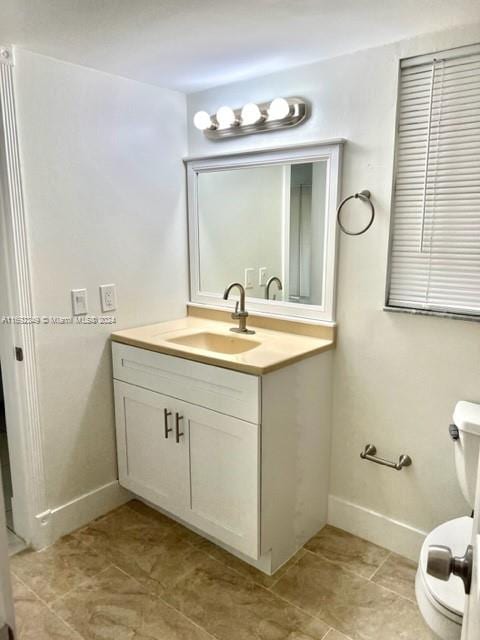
[[231, 301, 247, 319]]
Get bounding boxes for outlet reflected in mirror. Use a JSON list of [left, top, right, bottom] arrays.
[[197, 161, 327, 306]]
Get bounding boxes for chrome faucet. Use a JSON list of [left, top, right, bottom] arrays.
[[223, 282, 255, 334], [265, 276, 283, 300]]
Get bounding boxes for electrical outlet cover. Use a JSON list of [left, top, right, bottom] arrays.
[[99, 284, 116, 312], [259, 267, 268, 286]]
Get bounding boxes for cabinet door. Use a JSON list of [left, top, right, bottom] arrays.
[[114, 380, 189, 515], [186, 403, 260, 559]]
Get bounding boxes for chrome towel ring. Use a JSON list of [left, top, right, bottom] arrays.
[[337, 189, 375, 236]]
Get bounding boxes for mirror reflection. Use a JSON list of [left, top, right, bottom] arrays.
[[197, 160, 327, 306]]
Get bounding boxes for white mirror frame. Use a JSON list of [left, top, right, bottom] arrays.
[[186, 140, 344, 324]]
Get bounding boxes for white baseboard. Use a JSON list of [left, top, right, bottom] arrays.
[[33, 481, 131, 549], [328, 495, 427, 562]]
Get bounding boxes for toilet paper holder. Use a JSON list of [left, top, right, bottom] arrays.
[[360, 444, 412, 471]]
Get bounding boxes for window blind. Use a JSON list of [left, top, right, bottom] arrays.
[[388, 45, 480, 317]]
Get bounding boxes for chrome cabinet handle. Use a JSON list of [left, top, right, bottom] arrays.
[[175, 413, 184, 443], [164, 409, 172, 439]]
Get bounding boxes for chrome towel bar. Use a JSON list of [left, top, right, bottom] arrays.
[[360, 444, 412, 471]]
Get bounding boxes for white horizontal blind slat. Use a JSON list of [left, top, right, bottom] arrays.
[[388, 46, 480, 316]]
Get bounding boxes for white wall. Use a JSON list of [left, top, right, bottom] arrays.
[[13, 49, 187, 539], [187, 23, 480, 558]]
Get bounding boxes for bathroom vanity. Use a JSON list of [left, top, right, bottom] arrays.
[[112, 140, 342, 574], [112, 315, 334, 574]]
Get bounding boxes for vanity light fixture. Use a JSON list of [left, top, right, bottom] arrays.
[[193, 110, 214, 131], [267, 97, 291, 120], [240, 102, 264, 126], [215, 105, 238, 129], [193, 96, 307, 139]]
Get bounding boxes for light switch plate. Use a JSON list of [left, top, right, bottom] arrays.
[[99, 284, 116, 312], [71, 289, 88, 316], [244, 268, 254, 289]]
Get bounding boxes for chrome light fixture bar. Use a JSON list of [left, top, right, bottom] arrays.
[[193, 97, 308, 140]]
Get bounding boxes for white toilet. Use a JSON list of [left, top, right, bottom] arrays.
[[416, 401, 480, 639]]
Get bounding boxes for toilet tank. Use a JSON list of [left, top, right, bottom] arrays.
[[453, 401, 480, 509]]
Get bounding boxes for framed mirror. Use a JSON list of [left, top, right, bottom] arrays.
[[186, 141, 343, 323]]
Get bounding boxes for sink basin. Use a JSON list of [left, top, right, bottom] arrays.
[[167, 332, 260, 355]]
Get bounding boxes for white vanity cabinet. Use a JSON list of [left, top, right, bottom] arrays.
[[112, 340, 332, 574], [114, 382, 191, 513]]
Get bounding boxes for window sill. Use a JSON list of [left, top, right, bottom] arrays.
[[383, 305, 480, 324]]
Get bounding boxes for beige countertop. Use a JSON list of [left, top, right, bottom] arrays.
[[111, 315, 334, 375]]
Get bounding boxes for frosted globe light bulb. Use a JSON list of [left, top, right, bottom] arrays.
[[216, 106, 237, 129], [193, 111, 213, 131], [241, 102, 263, 126], [267, 97, 291, 121]]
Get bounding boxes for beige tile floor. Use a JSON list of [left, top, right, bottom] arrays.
[[9, 500, 436, 640]]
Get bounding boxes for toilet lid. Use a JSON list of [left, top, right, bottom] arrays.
[[420, 516, 472, 617]]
